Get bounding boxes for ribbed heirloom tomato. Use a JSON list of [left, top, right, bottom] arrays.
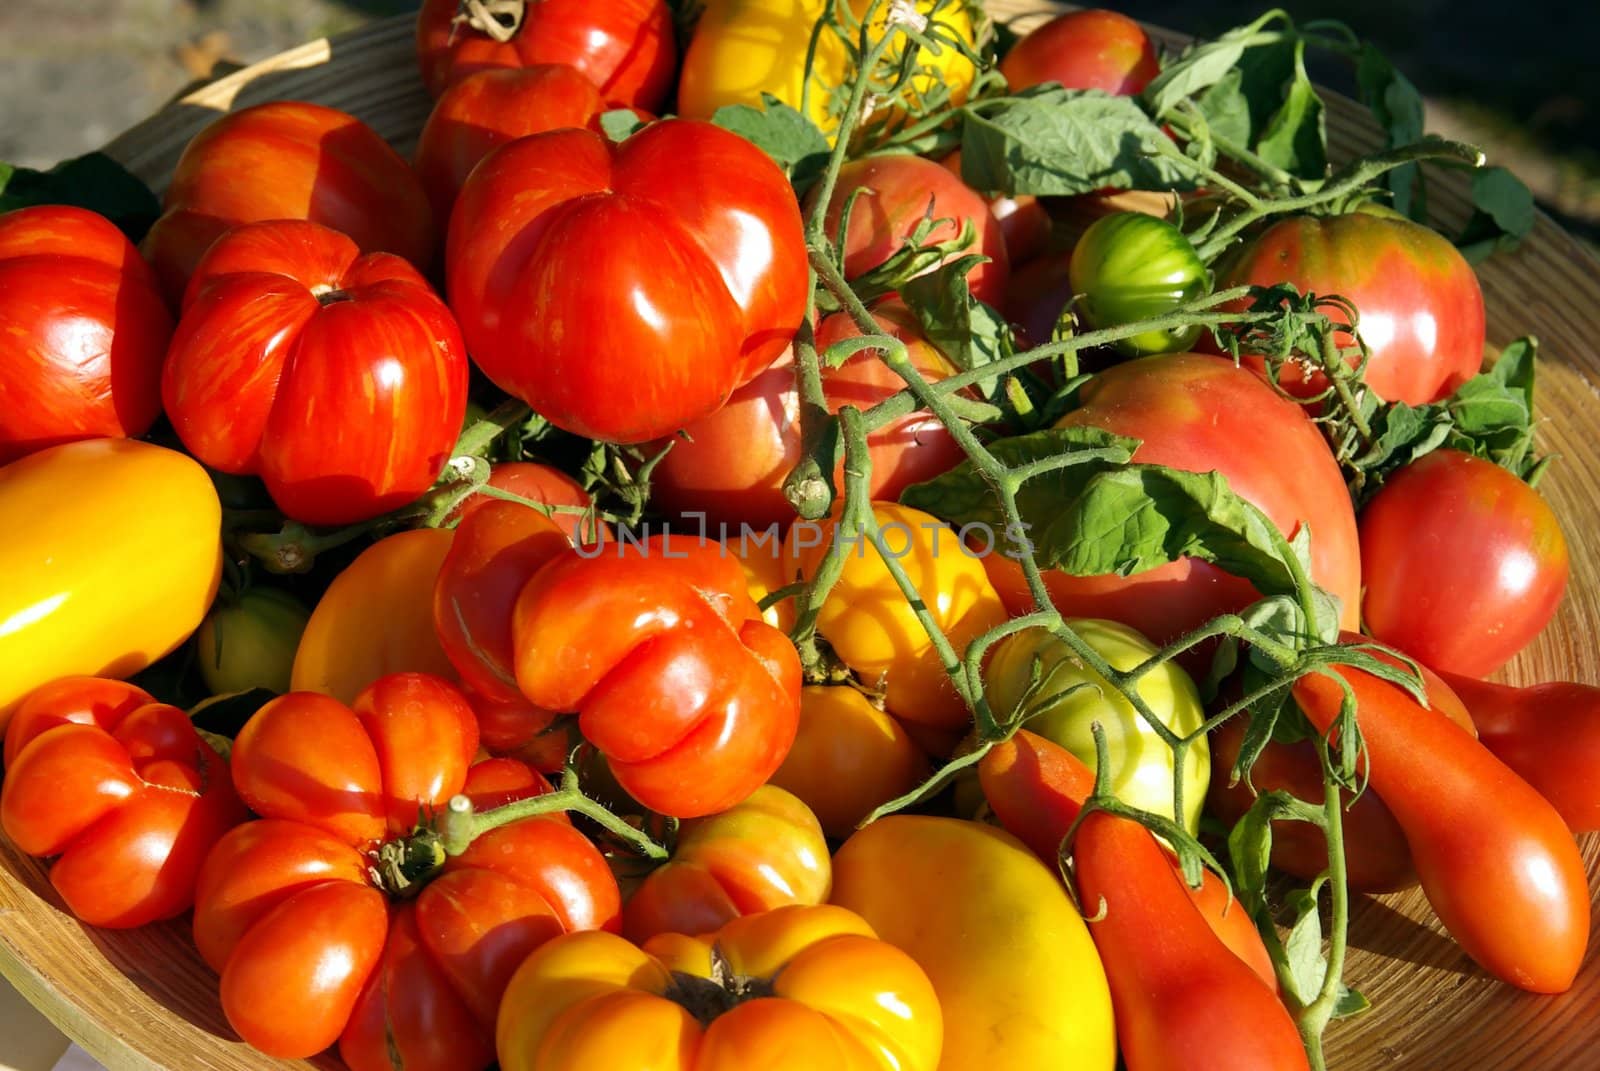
[[194, 673, 620, 1067], [447, 120, 807, 443], [0, 205, 172, 464], [163, 220, 468, 525]]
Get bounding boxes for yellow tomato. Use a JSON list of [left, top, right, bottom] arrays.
[[0, 439, 221, 725], [783, 502, 1007, 730], [726, 530, 794, 630], [497, 904, 942, 1071], [289, 528, 457, 704], [830, 815, 1116, 1070], [678, 0, 978, 138]]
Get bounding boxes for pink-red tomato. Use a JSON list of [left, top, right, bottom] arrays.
[[1000, 9, 1160, 95], [940, 150, 1052, 267], [0, 205, 172, 464], [163, 219, 468, 525], [452, 461, 596, 542], [447, 120, 807, 444]]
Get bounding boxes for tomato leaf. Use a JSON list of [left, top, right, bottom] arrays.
[[0, 151, 160, 242], [710, 94, 832, 197], [1355, 44, 1427, 220], [1334, 984, 1373, 1020], [1456, 166, 1536, 264], [599, 109, 648, 143], [959, 86, 1196, 196], [1253, 44, 1327, 180], [899, 254, 1014, 399], [1283, 880, 1330, 1006], [1140, 11, 1290, 118]]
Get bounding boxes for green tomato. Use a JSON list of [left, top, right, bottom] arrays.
[[1069, 212, 1211, 357], [983, 618, 1209, 833], [196, 588, 310, 696]]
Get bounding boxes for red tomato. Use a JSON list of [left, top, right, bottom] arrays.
[[414, 65, 605, 219], [984, 355, 1361, 656], [1, 677, 247, 927], [0, 206, 172, 464], [447, 120, 807, 443], [1219, 210, 1486, 404], [1002, 252, 1075, 348], [1000, 9, 1161, 95], [141, 102, 434, 303], [452, 461, 596, 542], [199, 674, 620, 1064], [512, 534, 802, 817], [650, 302, 966, 527], [162, 220, 468, 526], [415, 0, 675, 108], [817, 154, 1010, 306], [1359, 450, 1568, 677]]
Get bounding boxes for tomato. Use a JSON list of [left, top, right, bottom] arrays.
[[651, 303, 965, 527], [1441, 672, 1600, 834], [447, 120, 807, 443], [0, 439, 222, 722], [1073, 811, 1311, 1071], [163, 220, 468, 525], [1069, 212, 1211, 356], [415, 0, 675, 108], [1000, 9, 1160, 95], [984, 354, 1362, 655], [0, 205, 172, 464], [984, 620, 1210, 832], [622, 785, 830, 942], [1295, 645, 1589, 993], [816, 155, 1010, 307], [1, 677, 247, 927], [783, 502, 1009, 731], [197, 674, 621, 1064], [141, 102, 434, 303], [196, 588, 311, 696], [498, 904, 942, 1071], [291, 528, 459, 705], [414, 65, 606, 218], [769, 686, 930, 838], [939, 150, 1052, 267], [512, 534, 802, 817], [1359, 449, 1568, 677], [831, 815, 1115, 1069], [1219, 209, 1486, 404], [452, 461, 596, 542], [678, 0, 977, 138]]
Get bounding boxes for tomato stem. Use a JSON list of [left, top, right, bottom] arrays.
[[437, 769, 668, 861]]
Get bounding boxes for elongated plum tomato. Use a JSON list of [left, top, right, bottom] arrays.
[[1069, 212, 1211, 356], [1, 677, 248, 927], [649, 302, 966, 527], [198, 674, 620, 1065], [163, 219, 468, 525], [816, 154, 1010, 306], [415, 0, 675, 108], [447, 120, 807, 444], [498, 905, 944, 1071], [414, 65, 605, 219], [0, 205, 172, 464], [141, 101, 434, 303], [1219, 208, 1486, 404], [982, 355, 1361, 657], [1000, 8, 1160, 94], [1359, 449, 1568, 677]]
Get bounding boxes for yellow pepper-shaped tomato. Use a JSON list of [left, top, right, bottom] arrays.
[[0, 439, 221, 723], [497, 904, 942, 1071], [678, 0, 978, 138], [831, 815, 1116, 1070], [783, 502, 1008, 731]]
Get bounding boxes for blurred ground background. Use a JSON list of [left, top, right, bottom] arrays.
[[0, 0, 1596, 230]]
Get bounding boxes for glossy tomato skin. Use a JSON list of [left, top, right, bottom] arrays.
[[415, 0, 675, 108], [650, 303, 965, 527], [1, 678, 248, 927], [164, 220, 468, 525], [1069, 212, 1210, 356], [1000, 9, 1160, 95], [141, 102, 434, 303], [0, 205, 172, 463], [414, 65, 605, 219], [512, 534, 802, 817], [1360, 450, 1568, 677], [818, 154, 1010, 307], [447, 121, 807, 443], [1220, 210, 1486, 404], [621, 785, 830, 942], [498, 904, 943, 1071], [451, 462, 595, 542]]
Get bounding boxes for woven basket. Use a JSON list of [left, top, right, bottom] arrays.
[[2, 4, 1598, 1069]]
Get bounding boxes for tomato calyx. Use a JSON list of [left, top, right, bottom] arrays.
[[663, 947, 778, 1027], [369, 826, 449, 898], [453, 0, 524, 42]]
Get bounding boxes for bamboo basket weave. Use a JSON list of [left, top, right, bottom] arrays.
[[2, 3, 1598, 1069]]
